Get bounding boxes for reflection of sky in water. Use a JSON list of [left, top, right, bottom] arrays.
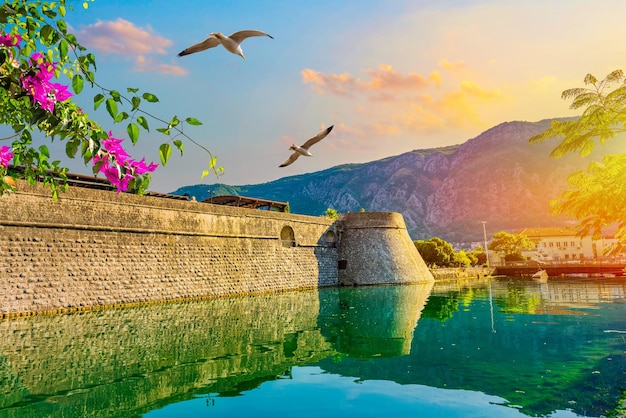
[[146, 366, 580, 418]]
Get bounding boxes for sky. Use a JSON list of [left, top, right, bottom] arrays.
[[6, 0, 626, 192]]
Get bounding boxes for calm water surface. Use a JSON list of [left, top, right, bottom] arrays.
[[0, 276, 624, 417]]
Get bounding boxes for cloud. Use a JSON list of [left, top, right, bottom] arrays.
[[302, 63, 504, 138], [134, 55, 188, 76], [77, 18, 187, 75], [302, 64, 434, 97], [78, 18, 172, 55]]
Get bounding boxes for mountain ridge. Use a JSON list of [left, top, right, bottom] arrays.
[[172, 118, 620, 243]]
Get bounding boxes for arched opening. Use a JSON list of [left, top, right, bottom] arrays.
[[280, 225, 296, 248], [324, 230, 337, 248]]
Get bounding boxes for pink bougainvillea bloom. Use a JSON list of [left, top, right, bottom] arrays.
[[128, 158, 159, 176], [0, 146, 14, 169], [93, 133, 158, 193], [102, 134, 131, 163], [20, 59, 72, 113], [51, 82, 72, 102], [0, 33, 21, 48]]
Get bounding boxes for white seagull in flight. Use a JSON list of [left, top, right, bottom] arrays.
[[279, 125, 334, 167], [178, 30, 273, 60]]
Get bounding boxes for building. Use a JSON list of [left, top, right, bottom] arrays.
[[517, 227, 617, 263]]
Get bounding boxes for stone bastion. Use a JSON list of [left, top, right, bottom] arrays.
[[0, 181, 433, 316]]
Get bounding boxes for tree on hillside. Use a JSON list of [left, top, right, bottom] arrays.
[[489, 231, 534, 262], [529, 70, 626, 253]]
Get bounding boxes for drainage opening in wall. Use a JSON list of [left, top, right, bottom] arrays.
[[280, 225, 296, 248], [338, 260, 347, 270]]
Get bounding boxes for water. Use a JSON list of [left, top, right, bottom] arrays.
[[0, 276, 624, 417]]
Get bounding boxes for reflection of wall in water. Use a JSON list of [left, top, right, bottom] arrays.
[[318, 283, 434, 357], [0, 290, 334, 418]]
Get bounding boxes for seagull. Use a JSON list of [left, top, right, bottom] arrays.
[[279, 125, 334, 167], [177, 30, 273, 60]]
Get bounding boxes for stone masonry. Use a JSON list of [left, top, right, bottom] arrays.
[[0, 181, 338, 316]]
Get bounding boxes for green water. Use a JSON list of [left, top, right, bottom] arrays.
[[0, 277, 624, 417]]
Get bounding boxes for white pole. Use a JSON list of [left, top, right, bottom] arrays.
[[482, 221, 490, 267]]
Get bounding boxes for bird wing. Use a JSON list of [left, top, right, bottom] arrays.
[[279, 152, 300, 167], [300, 125, 334, 150], [178, 36, 220, 57], [229, 30, 274, 44]]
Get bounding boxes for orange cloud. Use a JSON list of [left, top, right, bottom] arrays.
[[78, 18, 172, 55], [302, 64, 434, 97], [302, 63, 505, 140]]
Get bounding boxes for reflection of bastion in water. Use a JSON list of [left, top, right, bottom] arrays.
[[318, 282, 434, 357], [0, 290, 334, 418]]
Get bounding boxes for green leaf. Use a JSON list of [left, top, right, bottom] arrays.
[[56, 19, 67, 34], [131, 96, 141, 111], [94, 93, 105, 110], [209, 156, 217, 169], [201, 170, 209, 179], [59, 39, 69, 58], [156, 127, 170, 135], [65, 139, 79, 158], [105, 98, 118, 119], [39, 145, 50, 158], [40, 25, 54, 44], [142, 92, 159, 103], [127, 87, 139, 93], [159, 143, 172, 165], [185, 117, 203, 126], [137, 116, 149, 131], [173, 139, 184, 155], [110, 90, 121, 102], [72, 74, 84, 94], [127, 123, 140, 144], [114, 111, 129, 123]]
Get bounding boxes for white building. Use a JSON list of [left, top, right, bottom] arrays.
[[517, 227, 617, 263]]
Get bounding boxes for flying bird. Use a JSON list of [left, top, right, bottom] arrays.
[[178, 30, 273, 60], [279, 125, 334, 168]]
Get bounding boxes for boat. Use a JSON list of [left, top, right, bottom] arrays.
[[531, 269, 549, 283]]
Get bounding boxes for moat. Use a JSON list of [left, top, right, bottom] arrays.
[[1, 276, 624, 417]]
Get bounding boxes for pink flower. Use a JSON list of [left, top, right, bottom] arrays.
[[93, 132, 158, 193], [0, 33, 21, 48], [20, 55, 72, 113], [0, 146, 14, 169]]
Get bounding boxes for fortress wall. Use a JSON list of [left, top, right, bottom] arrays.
[[337, 212, 434, 285], [0, 181, 338, 316]]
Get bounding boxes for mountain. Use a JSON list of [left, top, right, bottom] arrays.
[[172, 119, 622, 243]]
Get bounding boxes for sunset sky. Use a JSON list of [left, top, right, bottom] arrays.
[[8, 0, 626, 192]]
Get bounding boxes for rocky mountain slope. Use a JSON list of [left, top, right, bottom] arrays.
[[172, 119, 621, 243]]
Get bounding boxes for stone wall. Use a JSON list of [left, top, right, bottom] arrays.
[[0, 181, 338, 316], [337, 212, 433, 285]]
